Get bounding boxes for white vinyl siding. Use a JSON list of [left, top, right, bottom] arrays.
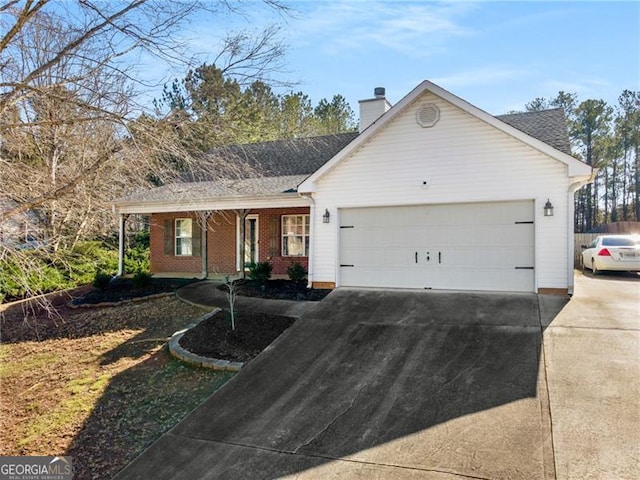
[[282, 215, 310, 256], [175, 218, 193, 256], [311, 91, 572, 291]]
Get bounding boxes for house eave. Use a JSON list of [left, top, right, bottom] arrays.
[[114, 193, 310, 215]]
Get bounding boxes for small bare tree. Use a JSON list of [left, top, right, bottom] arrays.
[[223, 275, 238, 331]]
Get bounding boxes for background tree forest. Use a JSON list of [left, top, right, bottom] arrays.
[[155, 63, 357, 150], [523, 91, 640, 233]]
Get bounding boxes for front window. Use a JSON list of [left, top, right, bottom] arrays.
[[282, 215, 309, 256], [175, 218, 193, 256]]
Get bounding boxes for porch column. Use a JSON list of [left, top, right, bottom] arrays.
[[117, 213, 128, 277], [201, 212, 211, 279]]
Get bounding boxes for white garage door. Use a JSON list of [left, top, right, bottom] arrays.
[[339, 201, 535, 292]]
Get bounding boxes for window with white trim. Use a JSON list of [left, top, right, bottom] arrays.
[[282, 215, 309, 256], [175, 218, 193, 256]]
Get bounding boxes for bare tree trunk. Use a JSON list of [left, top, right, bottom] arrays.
[[622, 149, 629, 220], [635, 144, 640, 221], [603, 167, 609, 223]]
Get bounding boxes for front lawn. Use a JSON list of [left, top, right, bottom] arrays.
[[0, 295, 233, 480]]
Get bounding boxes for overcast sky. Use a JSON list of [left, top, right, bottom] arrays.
[[142, 0, 639, 116]]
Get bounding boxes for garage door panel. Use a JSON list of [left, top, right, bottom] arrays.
[[339, 201, 535, 292], [341, 266, 422, 289], [433, 266, 533, 292]]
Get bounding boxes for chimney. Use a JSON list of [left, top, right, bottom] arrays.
[[358, 87, 391, 133]]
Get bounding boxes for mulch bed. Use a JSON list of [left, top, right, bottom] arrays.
[[179, 309, 296, 362], [71, 278, 199, 305], [219, 279, 331, 301]]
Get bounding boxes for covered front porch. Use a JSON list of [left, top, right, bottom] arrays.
[[145, 207, 311, 278], [114, 175, 316, 282]]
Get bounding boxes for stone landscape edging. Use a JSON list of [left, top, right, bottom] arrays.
[[168, 307, 244, 372], [67, 291, 175, 308]]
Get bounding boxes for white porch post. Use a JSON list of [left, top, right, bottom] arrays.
[[118, 214, 126, 276], [201, 212, 210, 279]]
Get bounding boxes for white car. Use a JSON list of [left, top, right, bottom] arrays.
[[581, 235, 640, 274]]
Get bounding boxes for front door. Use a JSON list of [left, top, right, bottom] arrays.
[[244, 215, 259, 267]]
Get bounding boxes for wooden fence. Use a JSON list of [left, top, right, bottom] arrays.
[[574, 233, 598, 267]]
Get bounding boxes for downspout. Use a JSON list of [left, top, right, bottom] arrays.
[[299, 192, 315, 288], [567, 169, 598, 294], [201, 212, 209, 279]]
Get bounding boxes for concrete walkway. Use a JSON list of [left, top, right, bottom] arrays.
[[176, 280, 313, 318], [542, 271, 640, 479], [114, 274, 639, 480]]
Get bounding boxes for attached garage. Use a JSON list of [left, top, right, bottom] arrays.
[[299, 81, 594, 294], [339, 201, 535, 292]]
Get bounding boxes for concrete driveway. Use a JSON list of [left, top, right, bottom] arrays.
[[114, 273, 639, 480]]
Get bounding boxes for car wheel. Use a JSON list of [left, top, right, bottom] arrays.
[[592, 259, 600, 275]]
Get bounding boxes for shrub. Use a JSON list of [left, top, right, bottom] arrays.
[[246, 261, 272, 283], [286, 262, 307, 282], [130, 231, 150, 249], [124, 246, 150, 274], [93, 272, 112, 290], [132, 271, 152, 289], [125, 231, 150, 274]]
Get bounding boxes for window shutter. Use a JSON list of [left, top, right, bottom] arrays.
[[192, 221, 202, 257], [164, 220, 174, 255], [269, 215, 279, 257]]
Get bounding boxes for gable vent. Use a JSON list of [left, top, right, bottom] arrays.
[[416, 104, 440, 128]]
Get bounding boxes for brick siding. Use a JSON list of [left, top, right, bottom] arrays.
[[150, 213, 201, 274], [149, 207, 310, 276]]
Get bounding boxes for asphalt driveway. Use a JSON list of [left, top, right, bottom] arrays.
[[114, 273, 639, 480]]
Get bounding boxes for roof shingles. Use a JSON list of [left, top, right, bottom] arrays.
[[496, 108, 572, 155], [118, 109, 574, 206]]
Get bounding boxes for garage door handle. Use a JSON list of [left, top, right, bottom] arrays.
[[438, 252, 441, 264], [415, 252, 418, 263]]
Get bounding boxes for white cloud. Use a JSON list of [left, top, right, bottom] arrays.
[[431, 67, 530, 89], [287, 1, 475, 57], [542, 78, 612, 97]]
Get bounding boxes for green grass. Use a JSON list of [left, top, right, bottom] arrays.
[[0, 348, 61, 377]]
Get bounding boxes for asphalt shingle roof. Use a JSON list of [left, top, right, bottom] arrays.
[[117, 109, 574, 205], [496, 108, 572, 155], [118, 175, 308, 204], [199, 132, 359, 178]]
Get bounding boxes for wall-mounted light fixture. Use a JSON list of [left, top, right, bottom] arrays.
[[544, 199, 554, 217], [322, 209, 330, 223]]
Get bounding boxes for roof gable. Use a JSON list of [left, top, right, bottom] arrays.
[[299, 81, 591, 193]]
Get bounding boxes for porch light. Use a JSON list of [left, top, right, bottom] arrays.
[[322, 209, 330, 223], [544, 199, 554, 217]]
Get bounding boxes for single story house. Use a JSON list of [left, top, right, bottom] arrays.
[[114, 80, 594, 294]]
